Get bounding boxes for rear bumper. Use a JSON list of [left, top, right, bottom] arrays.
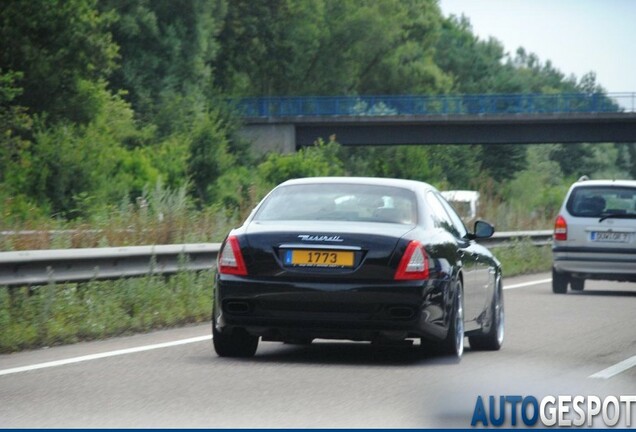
[[214, 275, 452, 342], [553, 246, 636, 281]]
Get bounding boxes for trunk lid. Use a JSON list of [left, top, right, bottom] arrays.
[[241, 220, 416, 280]]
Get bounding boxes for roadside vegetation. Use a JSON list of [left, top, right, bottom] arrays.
[[0, 1, 632, 351], [0, 270, 214, 353], [491, 242, 552, 278], [2, 0, 634, 240]]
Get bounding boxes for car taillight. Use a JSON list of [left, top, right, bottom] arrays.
[[218, 236, 248, 275], [395, 240, 430, 280], [554, 215, 567, 241]]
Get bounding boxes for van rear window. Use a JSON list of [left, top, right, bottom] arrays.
[[567, 186, 636, 217]]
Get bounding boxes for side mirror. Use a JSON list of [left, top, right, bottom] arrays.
[[473, 220, 495, 239]]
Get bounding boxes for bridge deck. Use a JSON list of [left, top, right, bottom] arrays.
[[233, 93, 636, 148]]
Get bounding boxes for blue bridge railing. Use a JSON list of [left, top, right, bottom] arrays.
[[230, 92, 636, 118]]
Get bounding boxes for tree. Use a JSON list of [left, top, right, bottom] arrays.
[[215, 0, 450, 96], [100, 0, 226, 123], [0, 70, 31, 185], [2, 0, 629, 225], [187, 108, 236, 205], [257, 138, 343, 186], [325, 0, 450, 95], [25, 82, 153, 217], [0, 0, 118, 123], [0, 69, 35, 221], [624, 144, 636, 179], [435, 15, 508, 94], [479, 144, 528, 183]]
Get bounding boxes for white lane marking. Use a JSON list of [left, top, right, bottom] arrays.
[[589, 355, 636, 379], [504, 278, 552, 290], [501, 276, 635, 380], [0, 335, 211, 377]]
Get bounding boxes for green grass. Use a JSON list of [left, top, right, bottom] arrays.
[[491, 240, 552, 278], [0, 270, 214, 353]]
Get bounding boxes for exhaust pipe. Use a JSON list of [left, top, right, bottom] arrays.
[[387, 306, 416, 320], [224, 300, 252, 314]]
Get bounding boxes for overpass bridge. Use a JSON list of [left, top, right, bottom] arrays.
[[233, 93, 636, 153]]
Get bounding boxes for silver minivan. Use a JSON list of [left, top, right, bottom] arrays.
[[552, 178, 636, 293]]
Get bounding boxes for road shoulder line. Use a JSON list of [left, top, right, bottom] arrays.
[[0, 335, 211, 377], [504, 278, 551, 290]]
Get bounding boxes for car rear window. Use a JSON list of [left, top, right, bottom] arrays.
[[567, 185, 636, 217], [254, 183, 418, 224]]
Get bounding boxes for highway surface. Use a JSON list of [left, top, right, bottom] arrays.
[[1, 273, 634, 428]]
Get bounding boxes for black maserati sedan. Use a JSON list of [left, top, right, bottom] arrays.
[[213, 177, 504, 359]]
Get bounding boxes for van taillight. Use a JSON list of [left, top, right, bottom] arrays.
[[554, 215, 567, 241]]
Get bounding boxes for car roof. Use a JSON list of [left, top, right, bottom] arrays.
[[571, 179, 636, 188], [279, 176, 438, 192]]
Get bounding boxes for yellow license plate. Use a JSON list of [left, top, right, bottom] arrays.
[[285, 250, 354, 268]]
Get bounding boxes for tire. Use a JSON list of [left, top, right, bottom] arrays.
[[469, 276, 504, 351], [212, 308, 259, 358], [552, 268, 569, 294], [421, 278, 464, 358], [570, 278, 585, 291]]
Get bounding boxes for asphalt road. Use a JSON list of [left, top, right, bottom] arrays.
[[1, 273, 634, 428]]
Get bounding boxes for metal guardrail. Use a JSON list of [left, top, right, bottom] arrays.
[[0, 231, 553, 287], [0, 243, 220, 287], [230, 92, 635, 118], [481, 230, 554, 248]]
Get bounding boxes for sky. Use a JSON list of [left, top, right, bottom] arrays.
[[438, 0, 636, 94]]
